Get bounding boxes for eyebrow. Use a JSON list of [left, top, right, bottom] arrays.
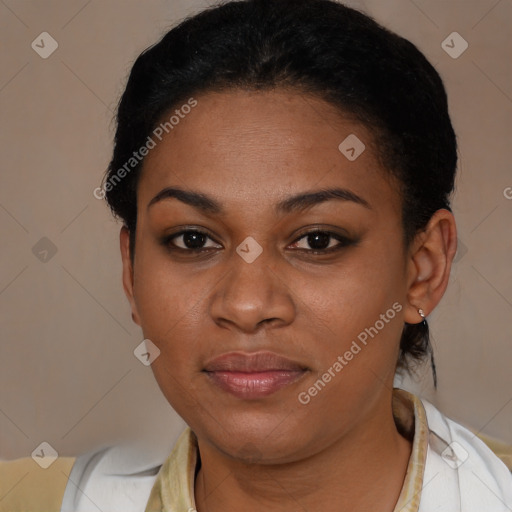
[[147, 186, 371, 214], [148, 187, 221, 213], [276, 187, 371, 213]]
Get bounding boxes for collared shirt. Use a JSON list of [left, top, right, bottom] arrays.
[[2, 389, 511, 511], [143, 388, 429, 511], [143, 388, 512, 512], [31, 388, 510, 512]]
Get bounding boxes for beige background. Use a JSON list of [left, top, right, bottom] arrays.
[[0, 0, 511, 460]]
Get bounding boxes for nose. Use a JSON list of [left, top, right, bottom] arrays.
[[209, 247, 296, 334]]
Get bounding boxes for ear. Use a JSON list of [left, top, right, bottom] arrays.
[[120, 226, 141, 326], [404, 209, 458, 324]]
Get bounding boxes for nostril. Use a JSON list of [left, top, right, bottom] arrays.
[[257, 317, 280, 328]]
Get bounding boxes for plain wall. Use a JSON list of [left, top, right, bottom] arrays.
[[1, 0, 511, 459]]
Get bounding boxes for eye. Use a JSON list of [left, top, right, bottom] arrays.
[[165, 229, 222, 251], [289, 230, 353, 253]]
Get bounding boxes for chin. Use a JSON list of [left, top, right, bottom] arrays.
[[192, 410, 316, 464]]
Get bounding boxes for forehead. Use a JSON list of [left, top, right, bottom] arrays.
[[137, 89, 400, 216]]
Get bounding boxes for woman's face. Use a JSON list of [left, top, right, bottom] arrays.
[[123, 88, 417, 463]]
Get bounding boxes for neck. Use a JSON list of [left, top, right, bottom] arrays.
[[194, 393, 412, 512]]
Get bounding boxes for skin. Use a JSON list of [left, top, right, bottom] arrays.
[[120, 89, 457, 511]]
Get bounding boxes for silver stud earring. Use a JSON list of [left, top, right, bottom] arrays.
[[418, 308, 426, 325]]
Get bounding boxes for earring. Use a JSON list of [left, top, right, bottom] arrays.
[[418, 308, 427, 326]]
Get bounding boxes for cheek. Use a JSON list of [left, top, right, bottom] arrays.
[[132, 254, 209, 414], [132, 247, 207, 353], [294, 240, 406, 368], [291, 250, 405, 430]]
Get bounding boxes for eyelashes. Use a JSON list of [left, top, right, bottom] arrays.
[[288, 230, 354, 253], [166, 229, 221, 251], [161, 228, 356, 256]]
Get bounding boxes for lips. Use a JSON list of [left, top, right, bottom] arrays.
[[203, 351, 308, 399]]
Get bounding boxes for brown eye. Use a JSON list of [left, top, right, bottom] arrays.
[[305, 232, 331, 250], [289, 231, 353, 253], [166, 230, 222, 251]]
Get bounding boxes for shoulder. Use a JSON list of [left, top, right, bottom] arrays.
[[419, 397, 512, 511], [0, 456, 75, 512], [60, 434, 181, 512], [475, 433, 512, 472], [421, 396, 512, 474]]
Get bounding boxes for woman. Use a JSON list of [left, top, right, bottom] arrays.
[[2, 0, 511, 511]]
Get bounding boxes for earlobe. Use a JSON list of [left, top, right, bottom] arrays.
[[404, 209, 457, 324], [120, 226, 141, 326]]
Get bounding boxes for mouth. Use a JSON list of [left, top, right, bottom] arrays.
[[203, 351, 308, 399]]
